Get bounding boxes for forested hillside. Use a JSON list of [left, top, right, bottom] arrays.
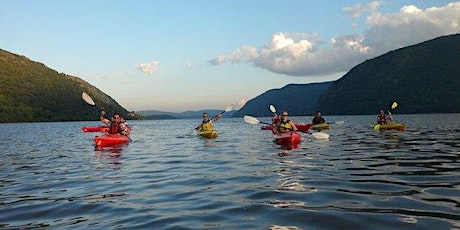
[[0, 49, 138, 122], [316, 34, 460, 114]]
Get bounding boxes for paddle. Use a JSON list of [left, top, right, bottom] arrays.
[[82, 92, 96, 107], [82, 92, 109, 119], [243, 115, 329, 139], [388, 101, 398, 121], [328, 120, 345, 125], [269, 104, 276, 114]]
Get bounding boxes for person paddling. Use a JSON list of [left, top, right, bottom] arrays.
[[195, 112, 222, 133], [377, 109, 392, 125], [100, 111, 130, 137], [312, 111, 326, 124], [275, 111, 298, 133]]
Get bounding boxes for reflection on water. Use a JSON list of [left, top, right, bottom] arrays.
[[0, 114, 459, 229]]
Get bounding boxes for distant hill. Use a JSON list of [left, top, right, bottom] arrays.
[[316, 34, 460, 115], [232, 82, 333, 117], [0, 49, 141, 122], [137, 109, 236, 119]]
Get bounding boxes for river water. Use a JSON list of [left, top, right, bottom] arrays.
[[0, 114, 459, 229]]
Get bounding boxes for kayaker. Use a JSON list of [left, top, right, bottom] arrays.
[[312, 111, 326, 124], [275, 111, 298, 133], [377, 109, 392, 124], [100, 111, 130, 137], [195, 112, 222, 132]]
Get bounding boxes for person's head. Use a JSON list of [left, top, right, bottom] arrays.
[[112, 113, 122, 122], [281, 111, 289, 120], [379, 109, 384, 114], [315, 111, 321, 117], [202, 113, 209, 120]]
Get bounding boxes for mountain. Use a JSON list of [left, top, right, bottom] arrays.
[[136, 109, 236, 119], [316, 34, 460, 115], [0, 49, 141, 122], [232, 82, 333, 117]]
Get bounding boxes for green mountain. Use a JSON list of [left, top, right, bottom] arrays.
[[232, 82, 333, 117], [0, 49, 140, 122], [316, 34, 460, 115]]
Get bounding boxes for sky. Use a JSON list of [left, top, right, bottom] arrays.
[[1, 0, 459, 112]]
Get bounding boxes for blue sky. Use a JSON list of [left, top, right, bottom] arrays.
[[1, 0, 459, 112]]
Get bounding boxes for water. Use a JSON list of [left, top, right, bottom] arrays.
[[0, 114, 459, 229]]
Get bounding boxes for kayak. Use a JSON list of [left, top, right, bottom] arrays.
[[296, 124, 312, 132], [311, 123, 330, 131], [273, 131, 301, 150], [197, 130, 218, 139], [82, 126, 109, 132], [94, 134, 130, 147], [374, 122, 406, 131]]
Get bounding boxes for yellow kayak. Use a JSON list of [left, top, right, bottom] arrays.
[[374, 122, 406, 131], [311, 123, 330, 131], [197, 130, 218, 139]]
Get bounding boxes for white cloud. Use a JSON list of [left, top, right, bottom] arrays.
[[343, 1, 381, 18], [137, 60, 159, 75], [209, 2, 460, 77]]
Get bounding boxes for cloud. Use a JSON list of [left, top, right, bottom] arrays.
[[343, 1, 380, 18], [137, 60, 159, 75], [210, 2, 460, 77], [232, 98, 247, 109]]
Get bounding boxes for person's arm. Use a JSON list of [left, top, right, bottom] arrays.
[[119, 123, 130, 136], [211, 113, 222, 123], [290, 121, 298, 131], [387, 111, 393, 121], [100, 111, 110, 125]]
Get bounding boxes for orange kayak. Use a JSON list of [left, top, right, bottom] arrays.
[[273, 131, 301, 150], [82, 126, 109, 132], [94, 134, 130, 147]]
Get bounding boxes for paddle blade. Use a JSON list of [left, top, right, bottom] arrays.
[[269, 104, 276, 113], [312, 132, 329, 139], [82, 92, 95, 106], [334, 120, 345, 125], [391, 101, 398, 109], [243, 115, 260, 125]]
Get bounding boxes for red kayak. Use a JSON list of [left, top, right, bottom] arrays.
[[273, 131, 301, 150], [94, 134, 130, 147], [296, 124, 312, 132], [82, 126, 109, 132]]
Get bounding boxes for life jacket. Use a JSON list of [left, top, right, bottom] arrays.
[[277, 120, 293, 132], [312, 117, 325, 124], [377, 114, 387, 124], [199, 120, 214, 132], [109, 121, 121, 134]]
